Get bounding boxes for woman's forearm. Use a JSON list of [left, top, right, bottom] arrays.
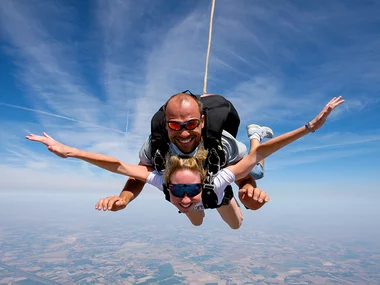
[[67, 148, 150, 181], [231, 124, 311, 181], [255, 125, 311, 162], [25, 132, 151, 182], [249, 96, 344, 168], [68, 147, 127, 174]]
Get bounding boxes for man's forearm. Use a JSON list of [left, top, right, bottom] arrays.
[[119, 160, 148, 203], [119, 176, 146, 203], [235, 173, 256, 189]]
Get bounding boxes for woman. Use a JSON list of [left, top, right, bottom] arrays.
[[26, 96, 344, 228]]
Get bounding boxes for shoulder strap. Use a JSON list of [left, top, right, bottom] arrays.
[[150, 106, 169, 172], [201, 94, 240, 169]]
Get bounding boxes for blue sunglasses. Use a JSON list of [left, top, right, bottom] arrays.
[[166, 183, 203, 198]]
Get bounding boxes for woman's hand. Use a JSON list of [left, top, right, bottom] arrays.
[[26, 132, 72, 158], [308, 96, 345, 132]]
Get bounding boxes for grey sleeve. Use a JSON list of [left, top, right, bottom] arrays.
[[221, 130, 247, 166], [138, 135, 154, 167]]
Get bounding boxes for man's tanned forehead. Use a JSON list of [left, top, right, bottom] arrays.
[[168, 93, 197, 105]]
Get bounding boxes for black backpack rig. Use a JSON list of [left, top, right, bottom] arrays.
[[150, 90, 240, 209]]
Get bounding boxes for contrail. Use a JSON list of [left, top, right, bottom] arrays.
[[287, 136, 380, 153], [125, 103, 129, 133], [0, 102, 126, 134]]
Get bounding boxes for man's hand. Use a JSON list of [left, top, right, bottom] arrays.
[[95, 172, 146, 212], [235, 174, 269, 211], [95, 195, 129, 212], [238, 184, 270, 211]]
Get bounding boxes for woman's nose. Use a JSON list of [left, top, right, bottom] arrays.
[[181, 194, 192, 203]]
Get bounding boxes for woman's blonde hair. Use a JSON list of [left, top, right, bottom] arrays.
[[164, 146, 208, 184]]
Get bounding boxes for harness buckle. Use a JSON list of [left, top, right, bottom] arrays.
[[153, 149, 165, 172], [202, 183, 218, 209], [203, 183, 215, 195], [207, 148, 220, 174]]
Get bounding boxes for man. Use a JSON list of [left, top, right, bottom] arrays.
[[96, 93, 273, 215]]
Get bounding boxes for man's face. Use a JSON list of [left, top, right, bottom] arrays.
[[165, 98, 204, 154]]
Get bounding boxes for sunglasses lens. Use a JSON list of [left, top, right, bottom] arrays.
[[185, 119, 200, 130], [168, 184, 202, 198], [185, 184, 202, 197], [167, 121, 182, 131], [167, 119, 200, 131]]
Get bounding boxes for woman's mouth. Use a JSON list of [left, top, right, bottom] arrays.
[[179, 203, 193, 209]]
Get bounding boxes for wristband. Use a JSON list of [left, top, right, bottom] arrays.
[[305, 122, 315, 133]]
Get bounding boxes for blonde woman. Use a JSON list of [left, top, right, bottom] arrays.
[[26, 96, 344, 229]]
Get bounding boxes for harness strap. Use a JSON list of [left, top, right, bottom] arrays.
[[153, 149, 165, 172], [162, 184, 171, 202], [201, 147, 221, 209], [202, 173, 219, 209]]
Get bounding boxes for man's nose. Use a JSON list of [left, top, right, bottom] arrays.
[[178, 129, 191, 137]]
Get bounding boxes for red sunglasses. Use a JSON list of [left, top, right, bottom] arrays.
[[167, 118, 201, 131]]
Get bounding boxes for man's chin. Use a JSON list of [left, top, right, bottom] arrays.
[[176, 143, 197, 154]]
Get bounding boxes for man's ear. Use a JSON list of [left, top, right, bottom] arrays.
[[200, 114, 205, 129]]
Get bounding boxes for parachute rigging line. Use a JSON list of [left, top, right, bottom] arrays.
[[203, 0, 216, 95]]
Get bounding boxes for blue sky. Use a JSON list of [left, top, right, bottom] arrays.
[[1, 0, 380, 218]]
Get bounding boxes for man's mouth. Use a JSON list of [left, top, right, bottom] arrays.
[[178, 137, 192, 144]]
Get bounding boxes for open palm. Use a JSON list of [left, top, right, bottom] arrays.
[[26, 132, 70, 158], [310, 96, 345, 131]]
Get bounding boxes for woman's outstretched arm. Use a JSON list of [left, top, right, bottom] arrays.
[[229, 96, 345, 181], [26, 133, 152, 182]]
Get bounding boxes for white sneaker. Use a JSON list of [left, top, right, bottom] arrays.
[[246, 124, 274, 141]]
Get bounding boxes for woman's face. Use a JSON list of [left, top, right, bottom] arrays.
[[169, 169, 202, 213]]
